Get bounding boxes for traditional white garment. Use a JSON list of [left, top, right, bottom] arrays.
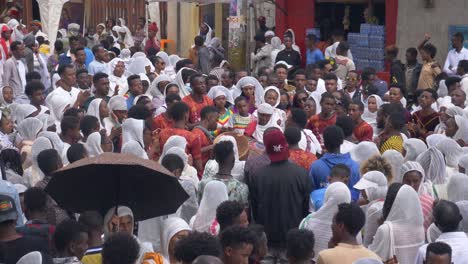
[[121, 140, 148, 159], [207, 86, 234, 106], [259, 86, 286, 130], [174, 67, 195, 98], [156, 51, 176, 79], [37, 131, 64, 158], [354, 171, 388, 247], [189, 181, 228, 232], [87, 98, 104, 129], [447, 173, 468, 203], [24, 137, 52, 186], [362, 95, 383, 137], [127, 52, 154, 75], [426, 134, 447, 148], [369, 185, 424, 263], [147, 74, 171, 100], [270, 37, 281, 67], [103, 95, 127, 136], [11, 104, 37, 124], [457, 200, 468, 234], [202, 135, 245, 182], [403, 138, 427, 162], [458, 154, 468, 171], [435, 138, 463, 176], [299, 129, 322, 155], [169, 55, 181, 68], [199, 23, 213, 46], [232, 76, 265, 107], [117, 18, 135, 48], [340, 140, 357, 154], [160, 217, 190, 263], [415, 232, 468, 264], [382, 150, 404, 184], [279, 29, 301, 55], [352, 259, 382, 264], [350, 141, 380, 163], [45, 86, 80, 127], [300, 182, 351, 261], [16, 117, 43, 141], [122, 118, 145, 148], [454, 114, 468, 143], [16, 251, 42, 264], [252, 103, 281, 144], [108, 58, 128, 96], [416, 147, 448, 199], [85, 132, 103, 157]]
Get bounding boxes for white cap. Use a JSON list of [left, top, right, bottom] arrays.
[[275, 61, 292, 69], [264, 30, 275, 37], [353, 171, 387, 190], [257, 103, 274, 115]]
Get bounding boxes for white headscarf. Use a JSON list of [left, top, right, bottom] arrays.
[[200, 22, 213, 46], [37, 131, 64, 157], [160, 217, 190, 261], [458, 154, 468, 171], [121, 140, 148, 159], [159, 136, 187, 163], [103, 206, 133, 239], [169, 55, 181, 67], [27, 137, 53, 186], [117, 18, 134, 48], [108, 95, 128, 112], [453, 115, 468, 142], [362, 95, 383, 135], [357, 171, 388, 202], [45, 92, 71, 122], [350, 142, 380, 163], [148, 75, 172, 98], [426, 134, 447, 148], [435, 138, 463, 168], [262, 86, 281, 108], [128, 53, 154, 75], [108, 58, 128, 96], [16, 251, 42, 264], [207, 86, 234, 106], [190, 181, 228, 232], [85, 132, 103, 157], [457, 200, 468, 234], [403, 138, 427, 162], [252, 103, 280, 144], [174, 67, 195, 98], [16, 117, 43, 141], [156, 51, 176, 77], [233, 77, 264, 107], [399, 161, 427, 195], [163, 146, 199, 189], [87, 98, 104, 127], [11, 104, 37, 124], [447, 173, 468, 203], [382, 150, 404, 184], [369, 185, 424, 264], [271, 36, 282, 50], [122, 118, 145, 148], [300, 182, 351, 260], [416, 147, 447, 185]]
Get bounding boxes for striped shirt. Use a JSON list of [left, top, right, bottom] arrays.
[[380, 135, 404, 154]]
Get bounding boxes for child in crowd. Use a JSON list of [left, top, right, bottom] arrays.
[[231, 96, 252, 135], [310, 164, 350, 211]]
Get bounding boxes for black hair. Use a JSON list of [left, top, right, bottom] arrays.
[[361, 67, 377, 81], [317, 60, 331, 70], [307, 34, 317, 42], [195, 36, 205, 46], [92, 44, 104, 55], [38, 149, 61, 175], [406, 47, 418, 58], [320, 92, 336, 104], [294, 69, 306, 78], [433, 200, 462, 233], [0, 149, 23, 176], [63, 108, 85, 118], [383, 183, 403, 220], [216, 200, 245, 231], [323, 125, 344, 152], [324, 73, 338, 82], [200, 106, 218, 120], [222, 69, 236, 80], [274, 64, 288, 72], [72, 46, 85, 55], [189, 73, 204, 87], [426, 242, 452, 262], [337, 41, 349, 54], [254, 33, 266, 43], [61, 116, 80, 135], [257, 66, 271, 77], [420, 88, 438, 101], [335, 116, 355, 138], [349, 100, 365, 112], [58, 64, 75, 76], [454, 32, 464, 42], [80, 115, 100, 138], [53, 219, 87, 253], [458, 60, 468, 74], [69, 36, 80, 44], [284, 126, 302, 146], [67, 143, 87, 164], [24, 187, 47, 213], [335, 203, 365, 236], [54, 40, 64, 53], [446, 76, 462, 88], [102, 233, 140, 264], [214, 141, 234, 165], [26, 71, 42, 83], [93, 72, 109, 83], [127, 74, 141, 87], [422, 43, 437, 58], [181, 68, 197, 83], [387, 111, 406, 130], [292, 90, 309, 108], [76, 68, 89, 77], [380, 103, 404, 117], [79, 211, 104, 232], [219, 225, 257, 250], [175, 59, 194, 73], [389, 83, 406, 96], [234, 96, 248, 106], [286, 229, 315, 262], [165, 93, 181, 104], [174, 231, 222, 262], [330, 163, 351, 180], [205, 75, 219, 84], [128, 105, 152, 120], [10, 41, 22, 51], [167, 102, 189, 122], [161, 154, 184, 173]]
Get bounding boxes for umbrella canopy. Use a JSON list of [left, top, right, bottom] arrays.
[[46, 152, 188, 221]]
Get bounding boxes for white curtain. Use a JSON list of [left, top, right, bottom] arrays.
[[36, 0, 69, 53]]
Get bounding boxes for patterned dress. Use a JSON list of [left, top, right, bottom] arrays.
[[182, 95, 213, 124], [198, 177, 249, 206], [353, 121, 374, 142], [289, 149, 317, 170]]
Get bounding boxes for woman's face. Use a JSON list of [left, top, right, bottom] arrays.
[[367, 97, 378, 112], [403, 171, 422, 192], [304, 99, 316, 117], [0, 117, 13, 134], [388, 87, 402, 104], [99, 100, 109, 119], [264, 90, 278, 107], [166, 86, 179, 96], [445, 118, 458, 138], [295, 92, 308, 109], [214, 95, 226, 109], [258, 113, 272, 126], [113, 62, 125, 77], [242, 85, 255, 97], [2, 87, 13, 104], [118, 215, 133, 236], [168, 230, 190, 257]]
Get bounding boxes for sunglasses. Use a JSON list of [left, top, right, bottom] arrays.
[[346, 77, 358, 81]]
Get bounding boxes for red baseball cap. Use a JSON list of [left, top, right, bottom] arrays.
[[264, 129, 289, 162]]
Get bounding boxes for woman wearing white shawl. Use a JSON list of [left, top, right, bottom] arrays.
[[147, 74, 172, 111], [280, 29, 301, 54], [103, 95, 127, 137], [169, 55, 181, 68], [85, 131, 103, 157], [416, 147, 448, 200], [16, 117, 43, 169], [117, 18, 134, 48], [108, 58, 128, 96], [353, 171, 388, 246], [426, 134, 447, 148], [87, 98, 106, 129], [446, 173, 468, 236], [156, 51, 176, 78], [174, 67, 196, 98], [403, 138, 427, 162], [202, 135, 246, 182], [122, 118, 146, 153], [199, 22, 213, 46], [128, 52, 155, 75], [6, 19, 24, 42], [256, 86, 286, 130], [362, 94, 383, 137], [232, 77, 264, 109], [382, 150, 404, 184], [451, 114, 468, 143], [458, 153, 468, 173], [0, 86, 13, 116], [369, 184, 424, 263], [122, 140, 149, 159], [207, 86, 234, 106], [104, 206, 157, 263], [300, 182, 351, 261], [11, 104, 37, 125], [270, 37, 282, 67], [23, 137, 52, 187], [249, 103, 282, 144], [435, 138, 463, 178], [160, 217, 191, 264], [190, 180, 228, 232], [350, 141, 380, 164]]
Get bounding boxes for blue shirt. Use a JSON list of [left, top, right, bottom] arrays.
[[84, 47, 94, 68], [126, 94, 136, 110], [88, 60, 108, 76], [310, 187, 326, 210], [0, 180, 24, 226], [306, 48, 324, 66]]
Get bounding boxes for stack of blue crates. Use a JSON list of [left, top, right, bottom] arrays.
[[348, 24, 385, 71]]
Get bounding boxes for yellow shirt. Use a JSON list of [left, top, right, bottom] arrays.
[[317, 243, 381, 264], [417, 60, 441, 89], [82, 248, 102, 264]]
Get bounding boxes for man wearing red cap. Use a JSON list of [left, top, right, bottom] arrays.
[[249, 129, 312, 263], [144, 22, 160, 54]]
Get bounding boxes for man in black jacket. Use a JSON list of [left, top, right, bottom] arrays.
[[249, 128, 312, 264], [276, 34, 301, 80], [385, 45, 406, 92]]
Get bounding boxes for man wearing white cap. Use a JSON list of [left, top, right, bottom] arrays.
[[264, 30, 275, 44]]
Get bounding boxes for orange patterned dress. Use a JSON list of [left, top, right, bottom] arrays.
[[289, 149, 317, 171], [182, 95, 213, 124]]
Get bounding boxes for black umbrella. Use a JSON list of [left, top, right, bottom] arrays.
[[45, 152, 189, 221]]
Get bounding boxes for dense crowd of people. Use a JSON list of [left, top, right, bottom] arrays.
[[0, 4, 468, 264]]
